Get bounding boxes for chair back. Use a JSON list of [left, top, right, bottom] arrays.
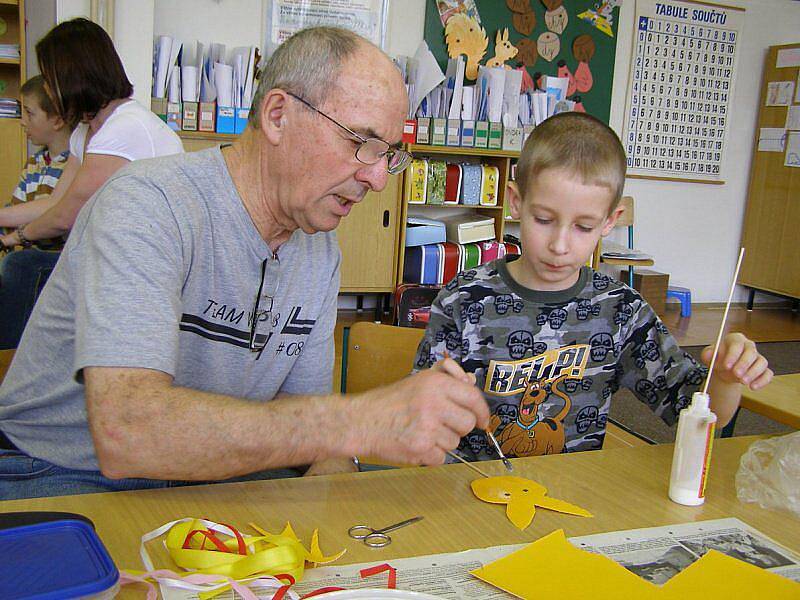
[[0, 349, 15, 384], [344, 322, 424, 393]]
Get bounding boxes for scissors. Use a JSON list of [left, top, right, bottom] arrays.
[[348, 516, 424, 548]]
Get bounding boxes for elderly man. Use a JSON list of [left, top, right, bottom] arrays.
[[0, 27, 489, 500]]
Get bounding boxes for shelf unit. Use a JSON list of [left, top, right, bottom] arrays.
[[0, 0, 26, 196], [397, 144, 520, 286]]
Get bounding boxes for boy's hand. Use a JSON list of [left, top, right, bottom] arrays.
[[431, 354, 476, 385], [701, 333, 773, 390]]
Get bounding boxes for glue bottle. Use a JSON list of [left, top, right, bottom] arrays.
[[668, 392, 717, 506]]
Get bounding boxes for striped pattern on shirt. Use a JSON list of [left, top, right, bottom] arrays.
[[4, 148, 70, 250]]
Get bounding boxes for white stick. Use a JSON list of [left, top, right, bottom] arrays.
[[446, 451, 490, 478], [702, 247, 746, 395]]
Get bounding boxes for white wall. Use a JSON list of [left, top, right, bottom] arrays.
[[105, 0, 799, 303], [607, 0, 800, 302]]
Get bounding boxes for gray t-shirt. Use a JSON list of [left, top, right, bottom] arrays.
[[0, 147, 340, 470]]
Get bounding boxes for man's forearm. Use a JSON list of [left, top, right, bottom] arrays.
[[88, 373, 359, 480]]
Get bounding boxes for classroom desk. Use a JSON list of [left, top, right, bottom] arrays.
[[740, 373, 800, 430], [1, 436, 796, 597]]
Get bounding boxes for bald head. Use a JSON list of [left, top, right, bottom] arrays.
[[249, 27, 403, 130]]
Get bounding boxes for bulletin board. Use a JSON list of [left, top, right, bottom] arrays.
[[424, 0, 621, 125], [622, 0, 744, 184]]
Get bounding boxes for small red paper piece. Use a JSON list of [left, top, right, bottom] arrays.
[[301, 587, 347, 598], [360, 563, 397, 589]]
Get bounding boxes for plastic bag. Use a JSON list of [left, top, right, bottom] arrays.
[[736, 432, 800, 518]]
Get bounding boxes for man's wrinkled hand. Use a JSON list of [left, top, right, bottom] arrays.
[[353, 368, 489, 467]]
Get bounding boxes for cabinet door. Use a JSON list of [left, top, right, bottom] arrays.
[[337, 175, 401, 292], [0, 120, 24, 198]]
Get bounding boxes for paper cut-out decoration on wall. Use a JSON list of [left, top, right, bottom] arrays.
[[512, 11, 537, 36], [437, 0, 482, 27], [471, 529, 663, 599], [446, 14, 488, 80], [516, 38, 538, 68], [506, 0, 536, 36], [573, 34, 596, 93], [557, 60, 576, 96], [537, 31, 560, 62], [573, 95, 586, 112], [471, 475, 592, 529], [507, 0, 531, 12], [578, 0, 620, 38], [545, 4, 568, 34], [517, 65, 535, 92], [487, 29, 519, 69]]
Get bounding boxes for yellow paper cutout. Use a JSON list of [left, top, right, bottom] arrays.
[[662, 550, 800, 599], [445, 14, 487, 80], [486, 28, 518, 69], [471, 475, 592, 529], [471, 529, 663, 599]]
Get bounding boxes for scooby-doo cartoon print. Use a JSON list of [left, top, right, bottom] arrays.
[[488, 373, 572, 457]]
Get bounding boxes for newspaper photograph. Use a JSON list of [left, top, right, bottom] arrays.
[[569, 518, 800, 585]]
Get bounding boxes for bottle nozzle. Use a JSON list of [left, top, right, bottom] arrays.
[[691, 391, 710, 411]]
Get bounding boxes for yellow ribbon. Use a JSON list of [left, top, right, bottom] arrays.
[[124, 517, 346, 600]]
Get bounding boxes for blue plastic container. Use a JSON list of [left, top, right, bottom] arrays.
[[0, 519, 119, 599]]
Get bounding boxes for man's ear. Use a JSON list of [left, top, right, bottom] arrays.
[[600, 202, 625, 236], [258, 89, 290, 143], [507, 181, 523, 219]]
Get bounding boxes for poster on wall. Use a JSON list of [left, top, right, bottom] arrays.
[[265, 0, 388, 52], [622, 0, 745, 183], [423, 0, 621, 125]]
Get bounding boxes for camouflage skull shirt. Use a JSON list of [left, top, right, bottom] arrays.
[[413, 256, 707, 461]]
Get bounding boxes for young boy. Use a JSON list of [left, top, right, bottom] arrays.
[[0, 75, 71, 349], [3, 75, 71, 248], [414, 112, 772, 461]]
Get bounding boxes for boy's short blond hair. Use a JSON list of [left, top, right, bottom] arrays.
[[516, 112, 627, 212]]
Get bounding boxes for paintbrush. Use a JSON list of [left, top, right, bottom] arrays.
[[442, 351, 513, 472]]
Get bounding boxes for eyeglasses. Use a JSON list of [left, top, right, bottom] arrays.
[[286, 92, 413, 175], [250, 256, 280, 353]]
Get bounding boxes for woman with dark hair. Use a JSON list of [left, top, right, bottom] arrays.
[[0, 18, 183, 347]]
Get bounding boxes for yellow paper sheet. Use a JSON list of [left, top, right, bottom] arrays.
[[662, 550, 800, 599], [471, 529, 663, 600]]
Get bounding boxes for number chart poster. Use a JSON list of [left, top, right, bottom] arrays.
[[623, 0, 744, 183]]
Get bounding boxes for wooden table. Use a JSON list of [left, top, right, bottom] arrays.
[[1, 437, 796, 596], [740, 373, 800, 429]]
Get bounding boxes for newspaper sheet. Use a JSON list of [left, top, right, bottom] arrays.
[[569, 518, 800, 586], [160, 518, 799, 599]]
